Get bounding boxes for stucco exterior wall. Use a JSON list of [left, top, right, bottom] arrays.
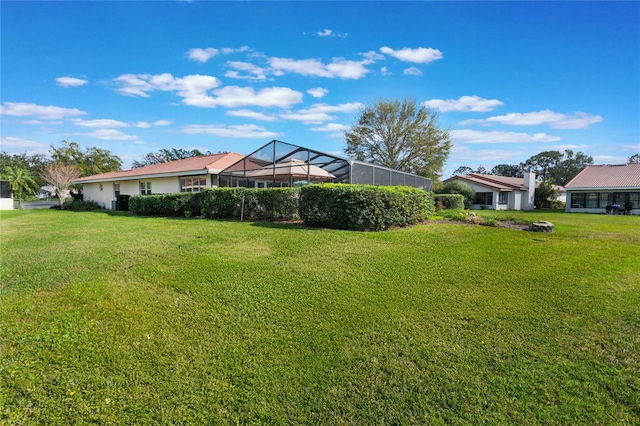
[[82, 175, 216, 210], [0, 198, 13, 210]]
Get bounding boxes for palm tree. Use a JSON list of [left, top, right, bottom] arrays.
[[2, 166, 37, 208]]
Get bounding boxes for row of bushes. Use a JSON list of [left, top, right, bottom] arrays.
[[128, 184, 436, 231], [129, 188, 300, 220], [300, 184, 434, 231]]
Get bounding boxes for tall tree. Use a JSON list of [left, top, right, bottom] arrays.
[[0, 151, 50, 188], [132, 148, 211, 168], [50, 140, 122, 176], [452, 166, 474, 176], [40, 162, 83, 209], [490, 164, 523, 178], [344, 98, 452, 181], [523, 150, 593, 186], [628, 153, 640, 164], [2, 166, 37, 208]]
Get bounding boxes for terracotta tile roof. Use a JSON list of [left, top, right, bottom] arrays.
[[75, 152, 246, 183], [565, 164, 640, 189], [445, 173, 529, 190]]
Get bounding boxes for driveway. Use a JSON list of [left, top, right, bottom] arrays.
[[17, 201, 59, 209]]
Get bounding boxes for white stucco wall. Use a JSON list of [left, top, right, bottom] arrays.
[[81, 175, 216, 210], [0, 197, 13, 210]]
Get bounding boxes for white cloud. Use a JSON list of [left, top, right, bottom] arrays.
[[380, 46, 443, 63], [213, 86, 303, 109], [187, 47, 219, 63], [624, 143, 640, 151], [460, 110, 603, 129], [363, 51, 385, 61], [381, 66, 391, 76], [423, 96, 504, 113], [182, 124, 281, 138], [0, 102, 86, 120], [307, 87, 329, 98], [114, 73, 221, 107], [310, 123, 350, 132], [280, 102, 362, 124], [56, 76, 88, 87], [403, 67, 423, 76], [226, 109, 277, 121], [450, 143, 522, 162], [302, 102, 363, 113], [451, 129, 561, 144], [0, 136, 48, 150], [72, 118, 129, 128], [315, 29, 348, 38], [134, 120, 172, 128], [225, 61, 268, 80], [153, 120, 172, 126], [82, 129, 140, 141], [269, 57, 371, 79], [221, 46, 250, 54], [594, 154, 629, 164]]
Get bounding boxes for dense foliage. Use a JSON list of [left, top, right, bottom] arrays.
[[132, 148, 214, 168], [50, 140, 122, 176], [0, 152, 49, 189], [129, 188, 300, 220], [434, 194, 465, 211], [299, 184, 434, 231], [345, 98, 451, 181], [435, 180, 475, 208]]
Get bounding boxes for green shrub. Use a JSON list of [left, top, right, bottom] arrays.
[[129, 193, 196, 216], [299, 184, 433, 231], [436, 180, 475, 208], [199, 187, 299, 220], [63, 198, 103, 211], [434, 194, 465, 211]]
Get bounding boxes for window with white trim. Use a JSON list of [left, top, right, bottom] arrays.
[[180, 176, 207, 192], [140, 182, 152, 195]]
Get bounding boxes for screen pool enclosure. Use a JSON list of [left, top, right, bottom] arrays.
[[218, 140, 432, 191]]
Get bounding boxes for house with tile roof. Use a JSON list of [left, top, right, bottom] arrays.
[[74, 152, 246, 210], [443, 172, 536, 210], [564, 163, 640, 213]]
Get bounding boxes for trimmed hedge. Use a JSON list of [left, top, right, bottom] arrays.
[[128, 193, 197, 217], [434, 194, 465, 211], [299, 184, 434, 231], [129, 188, 299, 220]]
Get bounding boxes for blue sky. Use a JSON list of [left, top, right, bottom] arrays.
[[1, 1, 638, 178]]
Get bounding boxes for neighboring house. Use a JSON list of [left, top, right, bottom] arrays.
[[0, 180, 13, 210], [552, 185, 566, 204], [74, 152, 246, 210], [564, 163, 640, 213], [443, 172, 536, 210]]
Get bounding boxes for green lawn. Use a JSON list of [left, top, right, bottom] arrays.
[[1, 209, 639, 424]]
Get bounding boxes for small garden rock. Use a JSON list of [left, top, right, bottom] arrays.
[[530, 221, 554, 232]]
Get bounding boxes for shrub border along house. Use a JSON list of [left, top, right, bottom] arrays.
[[129, 184, 434, 231]]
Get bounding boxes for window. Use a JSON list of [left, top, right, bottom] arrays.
[[114, 183, 120, 198], [180, 176, 207, 192], [474, 192, 493, 205], [140, 182, 152, 195], [599, 192, 613, 208], [585, 193, 598, 208], [498, 192, 508, 205], [628, 193, 640, 209], [571, 193, 586, 208]]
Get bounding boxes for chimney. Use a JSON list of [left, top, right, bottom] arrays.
[[523, 171, 536, 210]]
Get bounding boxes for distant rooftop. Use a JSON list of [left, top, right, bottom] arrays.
[[75, 152, 245, 183], [564, 164, 640, 189]]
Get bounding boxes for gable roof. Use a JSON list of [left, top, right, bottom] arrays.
[[444, 173, 529, 191], [75, 152, 246, 183], [565, 163, 640, 190]]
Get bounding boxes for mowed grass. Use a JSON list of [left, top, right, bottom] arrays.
[[1, 209, 638, 424]]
